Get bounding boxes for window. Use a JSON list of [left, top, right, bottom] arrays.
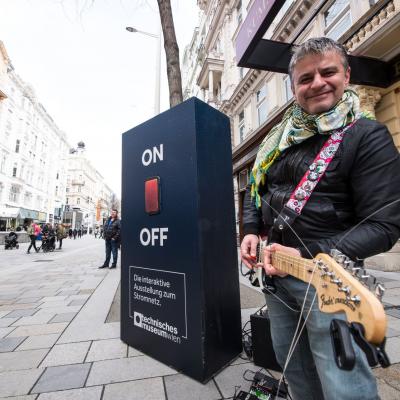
[[9, 185, 19, 202], [236, 0, 242, 26], [0, 153, 6, 173], [324, 0, 351, 40], [239, 67, 244, 80], [15, 140, 20, 153], [256, 85, 268, 126], [78, 186, 81, 193], [77, 198, 80, 205], [239, 110, 245, 142], [12, 163, 17, 177], [55, 186, 58, 196], [284, 76, 293, 102]]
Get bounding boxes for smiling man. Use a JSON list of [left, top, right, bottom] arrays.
[[240, 37, 400, 399]]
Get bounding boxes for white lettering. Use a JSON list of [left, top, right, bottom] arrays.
[[140, 228, 151, 246], [160, 227, 168, 246], [140, 227, 168, 246], [153, 144, 163, 163], [142, 144, 164, 166], [142, 149, 152, 166]]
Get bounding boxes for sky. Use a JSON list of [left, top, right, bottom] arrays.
[[0, 0, 199, 195]]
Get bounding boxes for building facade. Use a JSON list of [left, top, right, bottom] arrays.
[[182, 0, 400, 240], [0, 42, 70, 230], [65, 142, 115, 231]]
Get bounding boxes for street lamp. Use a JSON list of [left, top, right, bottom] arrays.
[[126, 26, 161, 115]]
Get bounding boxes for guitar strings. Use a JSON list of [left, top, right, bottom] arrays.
[[260, 197, 319, 398]]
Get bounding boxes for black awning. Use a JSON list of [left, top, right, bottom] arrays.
[[235, 0, 394, 88]]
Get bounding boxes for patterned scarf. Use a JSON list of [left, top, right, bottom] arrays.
[[250, 89, 370, 208]]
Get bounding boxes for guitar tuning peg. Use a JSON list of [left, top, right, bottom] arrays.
[[351, 267, 361, 276], [330, 249, 342, 258], [374, 283, 385, 300], [344, 260, 354, 270]]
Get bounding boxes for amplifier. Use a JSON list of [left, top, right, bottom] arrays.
[[250, 309, 282, 372]]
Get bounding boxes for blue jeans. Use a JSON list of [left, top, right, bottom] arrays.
[[104, 239, 118, 266], [265, 276, 379, 400]]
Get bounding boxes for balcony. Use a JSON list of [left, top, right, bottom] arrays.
[[71, 180, 85, 186]]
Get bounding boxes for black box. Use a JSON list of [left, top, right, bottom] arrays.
[[121, 98, 242, 382], [251, 310, 282, 372]]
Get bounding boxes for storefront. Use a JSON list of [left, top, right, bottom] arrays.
[[0, 206, 19, 231]]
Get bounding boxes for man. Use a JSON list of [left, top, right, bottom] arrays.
[[99, 209, 121, 269], [56, 223, 66, 250], [26, 220, 38, 253], [241, 37, 400, 400]]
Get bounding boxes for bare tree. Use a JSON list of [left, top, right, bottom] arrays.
[[156, 0, 183, 107], [72, 0, 184, 108]]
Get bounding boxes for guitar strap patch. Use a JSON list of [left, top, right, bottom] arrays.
[[273, 120, 357, 233]]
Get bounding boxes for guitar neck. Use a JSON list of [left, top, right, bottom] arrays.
[[271, 251, 317, 284]]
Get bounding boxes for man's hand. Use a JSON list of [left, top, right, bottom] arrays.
[[263, 243, 301, 277], [240, 234, 259, 269]]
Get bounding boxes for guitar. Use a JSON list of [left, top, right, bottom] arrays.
[[249, 239, 387, 346]]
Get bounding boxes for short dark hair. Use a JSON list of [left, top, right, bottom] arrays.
[[289, 37, 349, 83], [111, 209, 118, 214]]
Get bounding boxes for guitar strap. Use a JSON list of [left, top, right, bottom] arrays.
[[272, 120, 356, 234]]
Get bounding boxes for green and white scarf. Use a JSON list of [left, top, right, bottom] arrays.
[[250, 89, 371, 208]]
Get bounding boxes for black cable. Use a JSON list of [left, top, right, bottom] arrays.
[[243, 369, 257, 382]]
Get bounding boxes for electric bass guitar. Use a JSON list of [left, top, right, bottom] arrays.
[[248, 239, 390, 370]]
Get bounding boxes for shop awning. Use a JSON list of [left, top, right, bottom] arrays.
[[19, 208, 39, 220], [0, 206, 20, 218]]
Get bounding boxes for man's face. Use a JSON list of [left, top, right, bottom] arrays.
[[111, 210, 117, 219], [291, 50, 350, 115]]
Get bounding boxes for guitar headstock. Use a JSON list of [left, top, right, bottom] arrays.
[[313, 250, 386, 344]]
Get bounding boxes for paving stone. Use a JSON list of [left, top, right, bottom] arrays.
[[86, 355, 176, 386], [0, 349, 48, 372], [6, 309, 38, 318], [40, 297, 68, 302], [103, 377, 165, 400], [386, 327, 400, 338], [386, 308, 400, 319], [57, 290, 79, 296], [0, 395, 38, 400], [214, 362, 254, 399], [12, 313, 56, 327], [49, 313, 77, 323], [31, 364, 91, 394], [0, 311, 10, 318], [0, 369, 44, 397], [38, 302, 71, 309], [68, 300, 86, 306], [127, 346, 142, 357], [377, 378, 400, 400], [86, 338, 127, 362], [165, 373, 221, 400], [78, 289, 94, 295], [40, 342, 91, 367], [0, 317, 19, 327], [8, 323, 68, 337], [0, 327, 16, 339], [14, 297, 43, 304], [36, 386, 102, 400], [17, 334, 60, 351], [385, 337, 400, 363], [0, 304, 41, 312], [0, 336, 27, 352]]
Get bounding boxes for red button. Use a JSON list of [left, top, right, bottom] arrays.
[[145, 177, 160, 214]]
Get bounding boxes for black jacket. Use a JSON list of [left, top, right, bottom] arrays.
[[104, 218, 121, 242], [243, 118, 400, 260]]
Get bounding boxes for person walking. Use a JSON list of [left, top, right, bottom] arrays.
[[99, 209, 121, 269], [56, 223, 66, 250], [73, 228, 77, 240], [78, 228, 82, 238], [26, 220, 38, 253], [68, 228, 73, 239]]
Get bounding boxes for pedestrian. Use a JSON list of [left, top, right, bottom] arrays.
[[73, 228, 77, 239], [240, 37, 400, 400], [68, 228, 72, 239], [78, 228, 82, 238], [99, 209, 121, 269], [26, 220, 38, 253], [94, 227, 98, 238], [56, 223, 66, 249]]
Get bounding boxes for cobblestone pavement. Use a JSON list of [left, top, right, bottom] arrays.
[[0, 236, 399, 399]]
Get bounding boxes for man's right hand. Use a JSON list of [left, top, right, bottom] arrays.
[[240, 234, 259, 269]]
